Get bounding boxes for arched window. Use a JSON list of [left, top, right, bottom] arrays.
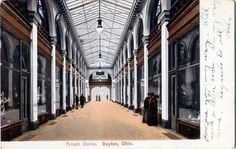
[[177, 42, 187, 67], [150, 0, 161, 31], [138, 18, 143, 47], [37, 0, 49, 32], [130, 35, 134, 57], [1, 36, 9, 65], [56, 21, 61, 49], [125, 46, 128, 62], [65, 34, 70, 60], [38, 57, 42, 74], [191, 35, 199, 64]]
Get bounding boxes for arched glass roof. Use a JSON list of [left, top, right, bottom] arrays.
[[65, 0, 134, 67]]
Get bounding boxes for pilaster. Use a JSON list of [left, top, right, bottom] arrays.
[[50, 36, 57, 119], [133, 49, 138, 111], [29, 12, 40, 129], [142, 35, 149, 99], [160, 10, 171, 128], [62, 50, 67, 113]]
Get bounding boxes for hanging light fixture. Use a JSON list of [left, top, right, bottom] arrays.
[[98, 34, 102, 60], [96, 0, 103, 33]]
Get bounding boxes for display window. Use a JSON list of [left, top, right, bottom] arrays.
[[148, 52, 161, 114], [37, 54, 51, 114], [56, 66, 62, 110], [137, 65, 144, 107], [169, 27, 200, 124], [1, 28, 30, 128]]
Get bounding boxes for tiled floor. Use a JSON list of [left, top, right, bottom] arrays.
[[14, 101, 186, 141]]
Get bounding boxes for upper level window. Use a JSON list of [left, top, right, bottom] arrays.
[[138, 18, 143, 48], [191, 36, 199, 64], [37, 0, 49, 32], [150, 0, 161, 31]]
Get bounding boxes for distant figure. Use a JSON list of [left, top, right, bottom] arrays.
[[74, 94, 77, 108], [99, 95, 101, 101], [142, 93, 151, 123], [147, 93, 158, 126], [80, 94, 85, 108], [106, 95, 108, 100], [75, 94, 79, 109]]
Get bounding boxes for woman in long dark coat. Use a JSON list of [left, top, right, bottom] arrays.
[[147, 93, 158, 126], [142, 93, 151, 123]]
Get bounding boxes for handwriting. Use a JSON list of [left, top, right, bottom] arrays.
[[201, 0, 232, 142]]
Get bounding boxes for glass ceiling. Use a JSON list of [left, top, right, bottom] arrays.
[[65, 0, 134, 68]]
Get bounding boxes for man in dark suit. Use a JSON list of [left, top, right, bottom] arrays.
[[80, 94, 85, 108], [75, 94, 79, 109]]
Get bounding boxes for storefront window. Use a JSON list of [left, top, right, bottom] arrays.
[[1, 29, 30, 127], [178, 66, 200, 123], [56, 66, 62, 110], [170, 27, 200, 124], [37, 54, 51, 114], [148, 52, 161, 113], [137, 65, 144, 107], [130, 70, 134, 106]]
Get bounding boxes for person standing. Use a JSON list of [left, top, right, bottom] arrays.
[[147, 93, 158, 126], [142, 93, 151, 123], [80, 94, 85, 108], [75, 94, 79, 109]]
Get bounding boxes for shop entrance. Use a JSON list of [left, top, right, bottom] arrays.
[[21, 76, 29, 131], [170, 74, 177, 130]]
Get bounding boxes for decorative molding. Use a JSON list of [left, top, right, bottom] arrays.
[[89, 67, 112, 69], [158, 10, 170, 25], [142, 35, 149, 45], [28, 11, 41, 25], [133, 49, 138, 56], [62, 50, 67, 57], [167, 0, 199, 44], [0, 2, 31, 44], [50, 36, 57, 45], [112, 0, 146, 67]]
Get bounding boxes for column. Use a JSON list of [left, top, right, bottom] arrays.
[[50, 37, 57, 119], [127, 59, 131, 107], [133, 50, 138, 112], [160, 11, 170, 128], [62, 51, 66, 113], [87, 79, 90, 101], [120, 74, 123, 104], [74, 70, 77, 95], [69, 59, 73, 109], [143, 36, 149, 99], [111, 79, 115, 101], [123, 70, 127, 106], [29, 13, 40, 129], [77, 72, 80, 97]]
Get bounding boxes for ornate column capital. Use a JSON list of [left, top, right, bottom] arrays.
[[133, 49, 138, 56], [142, 35, 149, 45], [159, 10, 170, 25], [50, 36, 57, 46], [68, 58, 73, 64], [128, 58, 131, 63], [28, 11, 41, 25], [62, 50, 67, 58]]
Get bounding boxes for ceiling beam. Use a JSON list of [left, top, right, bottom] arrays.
[[69, 0, 97, 12]]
